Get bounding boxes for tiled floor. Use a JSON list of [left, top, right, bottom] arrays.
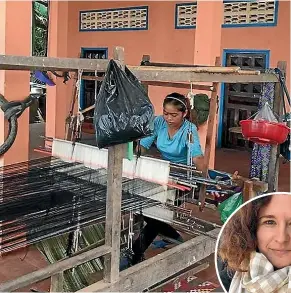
[[215, 147, 290, 192], [0, 248, 50, 292]]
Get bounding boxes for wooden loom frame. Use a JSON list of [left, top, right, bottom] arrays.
[[0, 46, 285, 292]]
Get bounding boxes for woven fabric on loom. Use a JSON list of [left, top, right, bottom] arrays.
[[0, 156, 163, 291], [0, 158, 161, 244], [249, 82, 275, 181]]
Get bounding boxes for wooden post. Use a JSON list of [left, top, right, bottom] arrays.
[[242, 180, 254, 202], [50, 273, 64, 292], [268, 61, 287, 192], [103, 47, 126, 283], [198, 57, 220, 210]]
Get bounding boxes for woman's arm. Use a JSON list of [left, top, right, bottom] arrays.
[[189, 123, 204, 171], [192, 155, 204, 171], [137, 116, 161, 154]]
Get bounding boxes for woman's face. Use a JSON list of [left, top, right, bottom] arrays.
[[163, 103, 185, 128], [256, 194, 291, 269]]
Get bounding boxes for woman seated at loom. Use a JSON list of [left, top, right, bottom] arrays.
[[120, 92, 204, 269], [217, 193, 291, 292], [138, 92, 204, 168]]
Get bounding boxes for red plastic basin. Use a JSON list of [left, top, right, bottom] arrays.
[[240, 119, 290, 145]]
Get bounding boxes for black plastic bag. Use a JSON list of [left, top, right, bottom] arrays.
[[94, 60, 154, 148]]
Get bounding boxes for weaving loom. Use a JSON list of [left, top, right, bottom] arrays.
[[0, 136, 223, 269], [0, 48, 284, 293], [51, 139, 238, 224], [0, 137, 218, 254], [0, 155, 166, 254]]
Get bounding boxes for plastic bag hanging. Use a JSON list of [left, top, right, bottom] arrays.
[[94, 60, 155, 148], [253, 102, 278, 122]]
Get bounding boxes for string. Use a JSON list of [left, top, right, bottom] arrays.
[[0, 156, 161, 254]]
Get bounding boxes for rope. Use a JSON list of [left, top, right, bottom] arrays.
[[0, 94, 37, 156]]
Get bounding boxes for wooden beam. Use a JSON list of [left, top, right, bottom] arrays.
[[268, 61, 287, 192], [149, 261, 210, 291], [80, 104, 95, 114], [142, 80, 213, 91], [131, 68, 278, 83], [132, 65, 243, 73], [81, 76, 104, 81], [0, 55, 110, 72], [242, 180, 254, 202], [232, 175, 268, 195], [50, 273, 64, 292], [0, 55, 278, 83], [198, 57, 220, 210], [103, 47, 126, 284], [77, 229, 220, 292], [0, 245, 111, 292]]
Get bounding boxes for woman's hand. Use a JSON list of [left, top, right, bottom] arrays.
[[135, 142, 147, 156]]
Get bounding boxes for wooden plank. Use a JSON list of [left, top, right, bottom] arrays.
[[149, 261, 210, 291], [141, 55, 223, 68], [268, 61, 287, 192], [80, 104, 95, 114], [103, 46, 126, 284], [65, 76, 78, 141], [198, 57, 220, 210], [131, 69, 278, 83], [50, 273, 64, 292], [242, 180, 254, 202], [232, 174, 268, 194], [228, 126, 242, 134], [0, 55, 278, 83], [0, 55, 110, 72], [0, 245, 111, 292], [81, 76, 104, 81], [142, 80, 213, 91], [131, 65, 243, 73], [77, 229, 220, 292]]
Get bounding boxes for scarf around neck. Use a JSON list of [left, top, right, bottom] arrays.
[[229, 252, 291, 293]]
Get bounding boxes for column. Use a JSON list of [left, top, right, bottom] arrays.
[[194, 0, 223, 169], [46, 1, 71, 142], [0, 1, 31, 166]]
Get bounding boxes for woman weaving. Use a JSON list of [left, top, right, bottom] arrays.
[[139, 92, 204, 168], [218, 193, 291, 293], [121, 92, 204, 269]]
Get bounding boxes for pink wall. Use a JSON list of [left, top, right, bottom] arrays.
[[67, 1, 290, 115], [68, 1, 196, 64], [67, 1, 197, 114]]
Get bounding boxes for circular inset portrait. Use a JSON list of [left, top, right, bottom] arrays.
[[215, 192, 291, 293]]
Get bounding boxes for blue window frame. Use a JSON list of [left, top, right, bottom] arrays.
[[222, 0, 279, 28], [217, 49, 270, 147], [79, 6, 149, 32], [79, 47, 108, 111], [175, 2, 197, 29], [175, 1, 279, 29]]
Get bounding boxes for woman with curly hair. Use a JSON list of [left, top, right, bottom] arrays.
[[218, 193, 291, 293]]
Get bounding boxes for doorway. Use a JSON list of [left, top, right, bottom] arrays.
[[219, 50, 269, 149], [80, 47, 108, 123]]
